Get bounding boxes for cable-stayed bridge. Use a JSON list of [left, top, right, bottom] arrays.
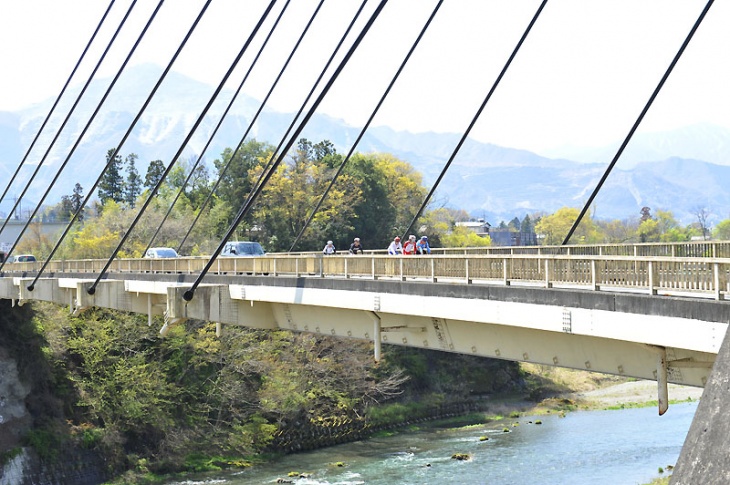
[[3, 241, 729, 418]]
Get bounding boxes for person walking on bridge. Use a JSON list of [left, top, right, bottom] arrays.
[[402, 235, 418, 255], [387, 236, 402, 255], [416, 236, 431, 255], [349, 237, 364, 254], [323, 240, 336, 255]]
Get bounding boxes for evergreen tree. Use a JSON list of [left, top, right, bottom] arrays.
[[71, 183, 85, 222], [508, 217, 521, 231], [144, 159, 166, 189], [124, 153, 141, 207], [520, 214, 533, 233], [98, 149, 124, 206]]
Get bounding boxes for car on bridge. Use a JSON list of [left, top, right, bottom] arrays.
[[221, 241, 265, 257], [6, 254, 37, 263], [144, 247, 179, 259]]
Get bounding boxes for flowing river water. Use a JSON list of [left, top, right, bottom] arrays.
[[166, 400, 697, 485]]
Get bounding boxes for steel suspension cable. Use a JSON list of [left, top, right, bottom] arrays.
[[87, 0, 278, 295], [27, 0, 214, 290], [0, 0, 142, 268], [209, 0, 327, 231], [562, 0, 715, 245], [2, 0, 166, 273], [177, 0, 368, 253], [227, 0, 370, 236], [0, 0, 116, 209], [145, 0, 294, 256], [401, 0, 548, 241], [289, 0, 443, 252], [183, 0, 389, 302]]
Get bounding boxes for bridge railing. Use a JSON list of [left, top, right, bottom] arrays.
[[4, 252, 728, 300]]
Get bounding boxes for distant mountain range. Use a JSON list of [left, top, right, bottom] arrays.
[[1, 64, 728, 226]]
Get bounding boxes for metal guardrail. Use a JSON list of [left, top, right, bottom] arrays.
[[2, 250, 729, 301]]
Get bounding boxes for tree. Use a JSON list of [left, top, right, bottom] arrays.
[[520, 214, 533, 233], [693, 206, 711, 240], [144, 159, 166, 189], [213, 140, 274, 229], [640, 206, 652, 222], [714, 219, 730, 240], [534, 207, 601, 245], [71, 183, 85, 222], [249, 141, 358, 251], [98, 149, 124, 206], [441, 226, 491, 247], [508, 217, 521, 231], [124, 153, 142, 207]]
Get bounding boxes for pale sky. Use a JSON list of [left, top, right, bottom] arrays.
[[0, 0, 728, 156]]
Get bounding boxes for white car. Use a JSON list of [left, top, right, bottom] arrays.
[[144, 247, 179, 259]]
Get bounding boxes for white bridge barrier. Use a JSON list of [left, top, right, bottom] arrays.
[[3, 252, 728, 300]]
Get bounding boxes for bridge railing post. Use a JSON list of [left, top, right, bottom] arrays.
[[648, 261, 658, 295], [544, 259, 553, 288], [713, 262, 724, 300], [465, 259, 471, 284], [591, 260, 598, 290], [502, 258, 511, 286]]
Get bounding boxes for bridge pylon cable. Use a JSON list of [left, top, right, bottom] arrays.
[[27, 0, 215, 290], [0, 0, 116, 209], [0, 0, 143, 270], [147, 0, 294, 256], [562, 0, 715, 245], [177, 0, 368, 253], [401, 0, 548, 241], [86, 1, 278, 295], [289, 0, 444, 252], [183, 0, 389, 302]]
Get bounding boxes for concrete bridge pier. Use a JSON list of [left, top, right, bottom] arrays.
[[671, 326, 730, 484]]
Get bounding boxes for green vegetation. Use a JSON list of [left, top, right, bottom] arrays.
[[1, 299, 522, 480]]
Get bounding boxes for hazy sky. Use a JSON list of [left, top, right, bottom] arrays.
[[0, 0, 727, 156]]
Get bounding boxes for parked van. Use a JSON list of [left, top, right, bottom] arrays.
[[144, 247, 179, 259], [221, 241, 265, 257]]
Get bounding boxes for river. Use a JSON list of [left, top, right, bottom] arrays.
[[166, 401, 697, 485]]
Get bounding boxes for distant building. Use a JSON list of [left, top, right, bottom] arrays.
[[488, 229, 538, 247], [455, 219, 491, 237]]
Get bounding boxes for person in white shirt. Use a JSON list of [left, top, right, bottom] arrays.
[[322, 240, 336, 255], [387, 236, 402, 255]]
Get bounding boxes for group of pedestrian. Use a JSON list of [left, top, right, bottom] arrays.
[[387, 235, 430, 255], [323, 235, 430, 255], [322, 237, 364, 255]]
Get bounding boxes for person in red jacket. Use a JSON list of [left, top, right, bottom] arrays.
[[402, 235, 418, 255]]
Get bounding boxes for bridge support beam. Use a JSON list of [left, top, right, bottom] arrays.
[[657, 347, 668, 416], [371, 312, 381, 362]]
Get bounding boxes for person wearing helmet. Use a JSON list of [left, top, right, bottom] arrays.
[[349, 237, 364, 254], [387, 236, 403, 255], [323, 240, 336, 255], [402, 235, 418, 255], [416, 235, 431, 255]]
